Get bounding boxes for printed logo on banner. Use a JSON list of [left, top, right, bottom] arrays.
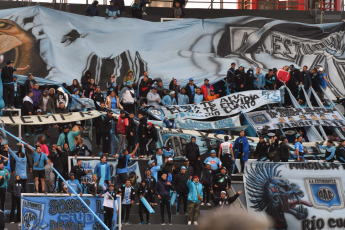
[[22, 199, 45, 230], [305, 178, 344, 211], [263, 90, 280, 101]]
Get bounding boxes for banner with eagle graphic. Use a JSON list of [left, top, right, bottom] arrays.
[[0, 6, 345, 100], [244, 162, 345, 230]]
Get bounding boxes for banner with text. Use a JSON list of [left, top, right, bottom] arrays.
[[149, 90, 282, 120], [21, 195, 120, 230], [246, 107, 345, 130], [244, 162, 345, 230], [0, 111, 102, 125]]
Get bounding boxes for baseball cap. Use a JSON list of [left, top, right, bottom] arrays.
[[69, 173, 74, 177], [189, 78, 194, 81], [184, 158, 189, 162], [168, 157, 173, 161], [147, 122, 152, 127], [6, 60, 14, 65], [181, 166, 186, 170], [169, 91, 175, 96], [211, 150, 216, 154], [206, 162, 211, 166], [204, 78, 209, 81], [221, 191, 227, 194], [318, 67, 324, 72], [37, 109, 42, 113], [221, 167, 227, 171], [193, 175, 199, 179]]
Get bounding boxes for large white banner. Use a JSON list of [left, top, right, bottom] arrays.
[[246, 107, 345, 130], [149, 90, 282, 120], [0, 110, 102, 125], [244, 162, 345, 230]]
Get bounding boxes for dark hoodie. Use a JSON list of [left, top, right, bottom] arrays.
[[138, 117, 147, 137], [255, 141, 269, 160], [137, 183, 154, 203], [173, 172, 189, 193], [8, 178, 23, 198], [139, 78, 156, 98], [155, 178, 174, 197], [85, 2, 99, 16], [234, 68, 246, 91]]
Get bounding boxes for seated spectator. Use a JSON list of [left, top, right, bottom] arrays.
[[63, 173, 83, 196], [131, 0, 142, 19], [106, 0, 120, 19], [193, 88, 204, 104], [24, 73, 37, 95], [69, 79, 83, 95], [178, 88, 189, 105], [162, 91, 177, 107], [106, 75, 117, 96], [206, 89, 219, 101], [147, 86, 161, 107], [75, 138, 92, 157], [86, 0, 99, 16], [87, 174, 102, 196], [123, 69, 136, 86], [105, 90, 122, 110], [92, 86, 105, 109]]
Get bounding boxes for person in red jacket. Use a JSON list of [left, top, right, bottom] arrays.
[[276, 65, 290, 88], [117, 110, 129, 154], [200, 78, 214, 100]]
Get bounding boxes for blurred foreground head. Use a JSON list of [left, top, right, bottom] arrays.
[[199, 210, 272, 230]]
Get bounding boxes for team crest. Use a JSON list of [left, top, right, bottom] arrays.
[[305, 178, 344, 211], [22, 199, 45, 230]]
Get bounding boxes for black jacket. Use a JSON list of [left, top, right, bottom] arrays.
[[70, 165, 87, 182], [234, 69, 246, 88], [200, 167, 213, 186], [279, 142, 294, 159], [139, 78, 156, 98], [85, 4, 99, 16], [211, 193, 240, 207], [8, 179, 23, 197], [255, 141, 269, 159], [92, 92, 105, 108], [173, 172, 189, 193], [213, 173, 231, 190], [137, 183, 154, 203], [87, 181, 102, 195], [144, 175, 156, 192], [155, 178, 174, 197], [226, 68, 236, 84], [22, 99, 34, 115], [184, 83, 197, 104], [50, 149, 69, 172], [119, 185, 136, 201], [311, 73, 321, 91], [162, 162, 174, 175], [138, 117, 147, 137], [302, 71, 312, 90], [103, 115, 115, 135], [146, 125, 158, 141], [185, 142, 200, 162], [335, 146, 345, 162], [94, 107, 107, 127], [127, 117, 137, 138], [24, 79, 37, 95], [245, 69, 255, 90]]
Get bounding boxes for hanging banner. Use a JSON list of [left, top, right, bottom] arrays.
[[149, 90, 282, 120], [244, 162, 345, 230], [70, 157, 142, 186], [150, 116, 241, 130], [0, 110, 102, 125], [246, 107, 345, 130], [0, 123, 8, 144], [21, 194, 120, 230]]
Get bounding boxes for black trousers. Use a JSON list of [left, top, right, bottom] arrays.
[[117, 173, 128, 185], [104, 207, 114, 229], [103, 134, 110, 154], [10, 195, 21, 223], [203, 185, 211, 203], [281, 158, 289, 162], [0, 188, 6, 211], [139, 137, 147, 156], [127, 136, 136, 152], [21, 179, 27, 193], [123, 103, 135, 115], [3, 84, 14, 107], [139, 201, 150, 222], [190, 161, 201, 177], [96, 127, 104, 147], [220, 155, 233, 174], [159, 196, 171, 223], [121, 204, 132, 222], [176, 192, 187, 214]]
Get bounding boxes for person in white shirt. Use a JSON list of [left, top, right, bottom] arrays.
[[218, 136, 234, 174], [103, 183, 119, 229], [147, 86, 161, 107]]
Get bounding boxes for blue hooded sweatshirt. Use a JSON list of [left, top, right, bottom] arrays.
[[9, 147, 27, 179]]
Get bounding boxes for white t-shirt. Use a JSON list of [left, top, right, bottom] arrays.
[[220, 142, 232, 155]]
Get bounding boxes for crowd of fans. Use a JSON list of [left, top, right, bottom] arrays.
[[0, 58, 342, 227]]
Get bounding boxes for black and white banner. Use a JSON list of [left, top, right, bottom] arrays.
[[149, 90, 282, 120], [246, 107, 345, 130]]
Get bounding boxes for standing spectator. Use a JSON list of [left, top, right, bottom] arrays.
[[44, 158, 55, 193], [116, 110, 129, 154], [162, 91, 177, 107], [234, 65, 246, 92], [24, 73, 37, 95], [0, 161, 10, 211], [210, 190, 241, 210], [1, 61, 29, 109], [137, 180, 153, 224], [163, 144, 174, 158], [178, 88, 190, 105], [184, 158, 194, 177], [254, 135, 269, 161], [187, 176, 203, 226], [318, 67, 328, 100], [94, 155, 111, 187], [95, 102, 107, 148], [39, 90, 55, 114], [151, 148, 165, 168], [316, 140, 335, 162], [185, 136, 200, 177], [265, 69, 276, 90], [126, 112, 137, 152], [50, 144, 68, 192], [276, 65, 290, 87], [204, 150, 222, 171], [279, 137, 294, 162], [147, 87, 161, 107], [173, 1, 184, 18], [86, 0, 99, 16], [36, 135, 49, 156], [56, 87, 69, 108], [70, 159, 88, 182], [144, 169, 156, 201], [63, 173, 83, 196], [86, 78, 97, 98], [119, 81, 136, 114], [139, 74, 156, 101], [226, 62, 236, 93], [116, 144, 138, 185], [48, 88, 57, 105], [120, 180, 135, 225], [174, 166, 189, 215], [310, 67, 321, 99], [32, 83, 42, 111], [13, 76, 21, 108], [185, 78, 197, 104], [155, 173, 173, 225], [69, 79, 83, 95], [169, 78, 180, 99], [299, 66, 312, 104], [148, 160, 161, 182], [105, 90, 122, 110], [335, 140, 345, 163], [57, 125, 82, 152], [254, 67, 265, 90], [81, 70, 92, 90], [92, 86, 105, 109], [232, 130, 249, 174], [200, 78, 214, 100], [103, 183, 119, 229], [107, 75, 117, 96], [8, 145, 27, 192], [245, 68, 255, 90], [200, 163, 213, 207], [294, 136, 309, 162], [206, 89, 219, 101], [218, 136, 234, 174], [193, 88, 204, 104], [146, 123, 158, 157], [31, 145, 48, 193], [213, 167, 231, 197], [75, 138, 92, 157], [87, 174, 102, 196], [22, 91, 35, 136], [8, 174, 23, 223], [138, 112, 148, 157], [106, 0, 120, 19], [123, 70, 136, 86]]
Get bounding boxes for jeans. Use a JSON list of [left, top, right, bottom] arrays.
[[159, 196, 171, 223], [187, 201, 200, 222]]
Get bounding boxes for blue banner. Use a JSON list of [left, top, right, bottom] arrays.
[[21, 195, 120, 230]]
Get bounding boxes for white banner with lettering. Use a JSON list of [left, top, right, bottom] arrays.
[[246, 107, 345, 130], [149, 90, 282, 120], [244, 162, 345, 230]]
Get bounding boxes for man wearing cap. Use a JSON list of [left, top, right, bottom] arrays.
[[318, 67, 328, 100], [234, 65, 246, 92], [185, 136, 200, 177], [204, 150, 222, 171], [1, 61, 29, 109], [146, 122, 158, 158], [213, 167, 231, 197], [226, 62, 236, 93], [63, 173, 83, 196], [200, 78, 214, 100], [147, 86, 161, 107], [174, 166, 189, 215], [211, 189, 242, 210], [162, 91, 177, 107], [24, 73, 37, 95], [39, 90, 55, 114], [185, 78, 197, 104], [119, 80, 136, 114], [85, 0, 99, 16], [187, 175, 203, 226]]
